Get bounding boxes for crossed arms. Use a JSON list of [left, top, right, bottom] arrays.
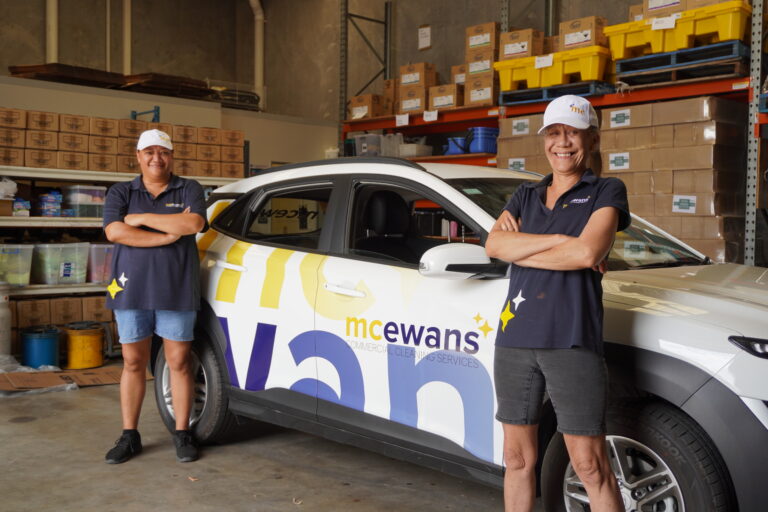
[[485, 206, 619, 271], [105, 208, 206, 248]]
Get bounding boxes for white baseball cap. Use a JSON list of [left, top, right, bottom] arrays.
[[136, 129, 173, 151], [538, 95, 599, 134]]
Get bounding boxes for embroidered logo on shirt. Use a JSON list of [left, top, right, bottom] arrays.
[[166, 202, 185, 208], [569, 195, 591, 205]]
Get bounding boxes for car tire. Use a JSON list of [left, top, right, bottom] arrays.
[[541, 401, 735, 512], [153, 337, 239, 444]]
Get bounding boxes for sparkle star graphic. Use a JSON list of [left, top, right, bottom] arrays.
[[118, 272, 129, 287], [512, 290, 526, 311], [107, 278, 124, 299], [478, 320, 493, 338], [473, 313, 483, 324], [500, 300, 515, 332]]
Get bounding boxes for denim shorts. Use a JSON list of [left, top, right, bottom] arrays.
[[494, 346, 608, 436], [114, 309, 197, 344]]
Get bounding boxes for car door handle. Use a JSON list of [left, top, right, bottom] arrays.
[[215, 260, 247, 272], [324, 282, 366, 298]]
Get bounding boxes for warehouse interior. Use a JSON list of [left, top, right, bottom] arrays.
[[1, 1, 767, 511]]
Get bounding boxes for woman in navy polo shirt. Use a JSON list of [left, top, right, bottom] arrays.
[[102, 129, 208, 465], [486, 95, 630, 512]]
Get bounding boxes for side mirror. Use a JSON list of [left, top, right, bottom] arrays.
[[419, 243, 507, 279]]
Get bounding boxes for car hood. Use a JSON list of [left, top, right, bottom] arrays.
[[603, 263, 768, 337]]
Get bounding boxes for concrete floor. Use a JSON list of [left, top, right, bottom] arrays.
[[0, 377, 546, 512]]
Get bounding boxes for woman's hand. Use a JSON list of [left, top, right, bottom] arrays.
[[123, 213, 145, 227], [493, 210, 521, 232], [592, 258, 608, 274]]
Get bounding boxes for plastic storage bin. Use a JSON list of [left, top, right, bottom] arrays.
[[354, 134, 383, 156], [32, 242, 90, 285], [87, 244, 114, 283], [0, 244, 34, 286], [63, 185, 107, 204], [467, 127, 499, 154], [494, 45, 611, 90]]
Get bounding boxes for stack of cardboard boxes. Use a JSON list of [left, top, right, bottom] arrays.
[[601, 96, 747, 262], [495, 113, 548, 173], [171, 125, 246, 178], [462, 22, 499, 108], [398, 62, 438, 114]]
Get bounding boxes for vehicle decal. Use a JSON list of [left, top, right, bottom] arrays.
[[244, 322, 278, 391], [260, 248, 294, 308], [301, 255, 375, 319], [215, 240, 251, 303], [197, 200, 232, 260], [216, 316, 241, 388]]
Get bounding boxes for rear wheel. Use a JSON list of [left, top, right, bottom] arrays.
[[153, 337, 239, 443], [541, 401, 735, 511]]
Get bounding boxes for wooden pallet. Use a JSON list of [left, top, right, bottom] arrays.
[[8, 63, 124, 88], [616, 58, 747, 88], [121, 73, 212, 98], [615, 40, 749, 74], [499, 81, 615, 106]]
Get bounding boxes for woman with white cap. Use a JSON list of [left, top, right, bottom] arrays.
[[486, 95, 629, 511], [102, 129, 208, 465]]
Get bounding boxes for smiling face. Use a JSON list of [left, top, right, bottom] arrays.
[[543, 124, 597, 176], [136, 145, 173, 178]]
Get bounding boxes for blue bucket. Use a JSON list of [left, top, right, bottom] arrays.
[[467, 127, 499, 154], [445, 137, 467, 155], [22, 326, 60, 368]]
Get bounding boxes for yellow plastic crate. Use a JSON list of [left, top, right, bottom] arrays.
[[604, 0, 751, 60], [493, 45, 611, 90]]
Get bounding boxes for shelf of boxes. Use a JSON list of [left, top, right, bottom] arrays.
[[8, 282, 106, 297]]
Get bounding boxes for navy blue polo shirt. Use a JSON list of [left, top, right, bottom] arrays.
[[102, 174, 208, 311], [494, 170, 630, 354]]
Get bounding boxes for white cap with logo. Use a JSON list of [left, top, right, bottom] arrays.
[[538, 95, 599, 134], [136, 129, 173, 151]]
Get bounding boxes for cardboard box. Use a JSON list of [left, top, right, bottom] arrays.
[[629, 4, 644, 21], [59, 133, 89, 152], [50, 297, 83, 325], [627, 194, 655, 217], [652, 145, 742, 170], [681, 216, 744, 240], [221, 145, 245, 163], [147, 122, 173, 134], [17, 299, 50, 328], [500, 29, 544, 60], [680, 238, 742, 263], [0, 147, 23, 166], [429, 84, 463, 110], [81, 296, 112, 322], [221, 162, 244, 179], [0, 108, 26, 129], [673, 121, 745, 147], [497, 136, 544, 157], [25, 149, 57, 168], [174, 143, 197, 160], [619, 170, 673, 194], [559, 16, 608, 51], [60, 114, 89, 134], [399, 63, 438, 88], [119, 119, 147, 138], [89, 117, 119, 137], [603, 149, 653, 172], [398, 85, 427, 114], [348, 94, 386, 119], [196, 145, 221, 161], [643, 0, 685, 18], [117, 137, 138, 155], [174, 159, 195, 176], [88, 136, 118, 154], [57, 151, 88, 171], [117, 155, 140, 173], [543, 36, 559, 54], [674, 169, 743, 194], [466, 47, 496, 75], [641, 215, 682, 237], [686, 0, 734, 9], [601, 126, 674, 151], [600, 104, 653, 130], [0, 128, 25, 148], [498, 155, 550, 173], [173, 125, 198, 144], [466, 22, 500, 51], [451, 64, 467, 85], [654, 192, 740, 216], [192, 161, 221, 177], [464, 72, 497, 107], [88, 154, 118, 172], [25, 130, 59, 150], [652, 96, 747, 126], [221, 129, 245, 147], [198, 127, 221, 145], [27, 111, 59, 131], [499, 114, 545, 137]]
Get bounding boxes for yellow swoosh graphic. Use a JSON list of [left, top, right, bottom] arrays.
[[215, 240, 251, 303], [260, 248, 294, 309]]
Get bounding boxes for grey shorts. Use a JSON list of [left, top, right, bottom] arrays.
[[494, 346, 607, 436]]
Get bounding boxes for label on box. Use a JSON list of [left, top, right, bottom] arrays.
[[610, 109, 632, 128], [608, 152, 631, 170], [535, 54, 553, 69], [352, 106, 369, 119], [469, 60, 491, 74], [470, 87, 492, 102], [423, 110, 438, 122], [508, 158, 526, 171], [503, 41, 528, 57], [433, 95, 454, 108], [623, 241, 648, 259], [651, 15, 677, 30], [512, 119, 530, 136], [454, 73, 466, 84], [564, 30, 591, 47], [401, 72, 420, 85], [402, 98, 422, 111], [672, 195, 697, 214], [469, 33, 491, 48], [395, 114, 409, 127]]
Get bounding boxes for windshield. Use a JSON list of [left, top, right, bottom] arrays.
[[446, 177, 708, 271]]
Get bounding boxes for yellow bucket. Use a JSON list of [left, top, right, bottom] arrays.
[[65, 322, 104, 370]]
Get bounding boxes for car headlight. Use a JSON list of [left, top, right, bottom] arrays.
[[728, 336, 768, 359]]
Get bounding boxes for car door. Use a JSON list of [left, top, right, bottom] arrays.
[[201, 178, 341, 417], [313, 176, 507, 466]]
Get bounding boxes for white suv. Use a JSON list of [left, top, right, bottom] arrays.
[[152, 159, 768, 512]]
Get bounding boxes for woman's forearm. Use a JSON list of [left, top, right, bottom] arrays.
[[105, 222, 180, 247]]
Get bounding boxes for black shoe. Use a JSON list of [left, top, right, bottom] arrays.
[[173, 430, 199, 463], [105, 431, 142, 464]]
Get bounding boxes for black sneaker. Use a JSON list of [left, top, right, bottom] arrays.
[[173, 430, 199, 463], [105, 431, 142, 464]]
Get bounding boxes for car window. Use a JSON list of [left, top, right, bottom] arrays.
[[348, 184, 480, 265]]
